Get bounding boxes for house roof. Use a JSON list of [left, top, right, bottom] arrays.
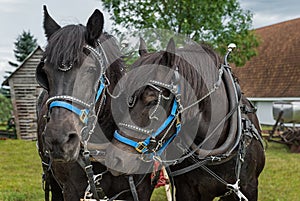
[[232, 18, 300, 98], [2, 46, 43, 86]]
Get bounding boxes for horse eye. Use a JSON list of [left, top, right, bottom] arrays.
[[146, 99, 158, 107], [87, 66, 96, 73]]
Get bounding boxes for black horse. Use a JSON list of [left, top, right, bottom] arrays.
[[36, 6, 153, 201], [105, 38, 265, 201]]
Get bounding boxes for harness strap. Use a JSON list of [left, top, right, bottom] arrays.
[[95, 78, 106, 102], [41, 163, 50, 201], [156, 118, 181, 156], [114, 99, 180, 155], [114, 131, 149, 153], [170, 158, 209, 177], [164, 165, 175, 201], [128, 176, 139, 201], [50, 101, 89, 124], [199, 164, 248, 201], [48, 81, 105, 124], [79, 151, 100, 201], [108, 172, 150, 201]]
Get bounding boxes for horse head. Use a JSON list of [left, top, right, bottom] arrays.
[[36, 6, 113, 163], [105, 38, 204, 175]]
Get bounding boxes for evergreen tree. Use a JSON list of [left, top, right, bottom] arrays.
[[0, 86, 10, 98], [13, 30, 38, 62], [4, 30, 38, 83], [0, 93, 13, 123], [2, 31, 37, 103]]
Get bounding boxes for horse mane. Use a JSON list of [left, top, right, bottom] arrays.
[[128, 42, 221, 120], [176, 43, 221, 97]]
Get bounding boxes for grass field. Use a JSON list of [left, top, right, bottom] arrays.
[[0, 139, 299, 201]]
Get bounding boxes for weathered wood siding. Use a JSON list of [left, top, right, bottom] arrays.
[[8, 47, 43, 140]]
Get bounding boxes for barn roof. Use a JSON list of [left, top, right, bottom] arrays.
[[232, 18, 300, 98], [2, 46, 43, 86]]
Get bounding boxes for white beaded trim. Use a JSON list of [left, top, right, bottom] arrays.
[[46, 95, 91, 108], [119, 122, 153, 135]]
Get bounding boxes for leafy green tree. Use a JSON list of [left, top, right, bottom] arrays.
[[0, 94, 13, 123], [101, 0, 258, 66], [0, 87, 10, 98]]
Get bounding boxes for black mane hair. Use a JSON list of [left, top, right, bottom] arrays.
[[45, 24, 86, 67]]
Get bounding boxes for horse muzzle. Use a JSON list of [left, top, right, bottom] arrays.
[[43, 128, 81, 163]]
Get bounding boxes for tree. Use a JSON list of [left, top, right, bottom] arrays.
[[2, 31, 37, 105], [0, 86, 10, 98], [101, 0, 258, 66], [0, 93, 13, 123], [13, 30, 38, 62], [7, 30, 37, 75]]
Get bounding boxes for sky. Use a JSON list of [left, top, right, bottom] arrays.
[[0, 0, 300, 85]]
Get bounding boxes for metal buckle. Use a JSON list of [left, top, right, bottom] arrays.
[[176, 116, 181, 126], [80, 110, 88, 123], [135, 142, 147, 153]]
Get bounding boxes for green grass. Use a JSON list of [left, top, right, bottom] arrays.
[[0, 140, 44, 201], [258, 142, 300, 201], [0, 139, 299, 201], [0, 125, 7, 130]]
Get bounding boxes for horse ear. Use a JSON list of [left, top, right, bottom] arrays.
[[162, 38, 176, 67], [138, 37, 148, 57], [85, 9, 104, 47], [43, 5, 61, 40]]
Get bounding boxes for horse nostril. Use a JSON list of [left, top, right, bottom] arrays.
[[66, 132, 78, 144]]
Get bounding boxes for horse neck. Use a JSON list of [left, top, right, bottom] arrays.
[[194, 69, 239, 156], [176, 53, 232, 152]]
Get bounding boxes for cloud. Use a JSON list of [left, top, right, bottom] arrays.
[[0, 0, 25, 13], [239, 0, 300, 28]]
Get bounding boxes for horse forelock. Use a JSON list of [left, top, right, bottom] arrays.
[[127, 43, 221, 120], [45, 24, 86, 68], [44, 24, 124, 84], [130, 44, 219, 93]]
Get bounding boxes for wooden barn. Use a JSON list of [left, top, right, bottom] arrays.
[[2, 46, 44, 140], [233, 18, 300, 125]]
